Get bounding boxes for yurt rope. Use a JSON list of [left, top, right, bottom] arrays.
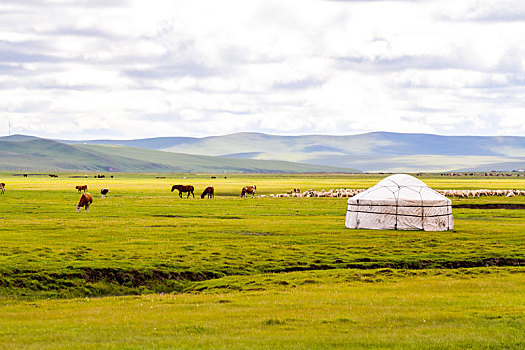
[[387, 180, 402, 230], [348, 203, 450, 208], [447, 200, 451, 229], [345, 209, 452, 218], [418, 187, 424, 231], [354, 199, 360, 229], [356, 199, 359, 229], [394, 188, 399, 230]]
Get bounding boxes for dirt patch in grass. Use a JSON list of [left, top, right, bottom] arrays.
[[235, 231, 274, 236], [152, 214, 242, 219], [0, 268, 226, 299], [82, 267, 223, 285], [278, 258, 525, 273], [454, 204, 525, 210]]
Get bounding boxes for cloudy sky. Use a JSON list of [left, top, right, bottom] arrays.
[[1, 0, 525, 139]]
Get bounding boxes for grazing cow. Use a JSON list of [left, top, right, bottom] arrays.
[[241, 185, 256, 198], [0, 183, 5, 195], [76, 192, 93, 212], [101, 188, 110, 198], [49, 174, 58, 178], [201, 186, 214, 199], [76, 185, 88, 193], [171, 185, 195, 198]]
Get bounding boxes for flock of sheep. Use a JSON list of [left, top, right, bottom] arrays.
[[260, 188, 525, 199], [259, 188, 365, 198], [436, 189, 525, 198]]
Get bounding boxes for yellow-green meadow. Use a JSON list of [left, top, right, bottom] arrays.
[[0, 173, 524, 349]]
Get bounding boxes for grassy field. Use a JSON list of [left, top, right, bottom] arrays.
[[0, 173, 524, 348]]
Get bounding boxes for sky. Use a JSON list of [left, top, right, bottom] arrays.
[[1, 0, 525, 140]]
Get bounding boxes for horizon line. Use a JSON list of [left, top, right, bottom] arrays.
[[3, 131, 525, 142]]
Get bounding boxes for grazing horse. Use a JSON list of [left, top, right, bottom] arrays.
[[241, 185, 256, 198], [76, 185, 88, 193], [201, 186, 214, 199], [0, 183, 5, 195], [101, 188, 110, 198], [76, 192, 93, 212], [171, 185, 195, 198]]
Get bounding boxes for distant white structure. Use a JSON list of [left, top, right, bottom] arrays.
[[345, 174, 453, 231]]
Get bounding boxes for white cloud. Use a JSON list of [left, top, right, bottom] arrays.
[[1, 0, 525, 139]]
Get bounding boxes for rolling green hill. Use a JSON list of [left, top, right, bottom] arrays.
[[62, 132, 525, 172], [0, 136, 358, 173]]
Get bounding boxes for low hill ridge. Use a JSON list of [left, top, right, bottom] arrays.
[[0, 136, 357, 173], [56, 132, 525, 172]]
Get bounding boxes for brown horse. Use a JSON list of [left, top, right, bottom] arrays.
[[76, 185, 88, 193], [201, 186, 214, 199], [171, 185, 195, 198], [241, 185, 256, 198], [0, 183, 5, 195], [76, 192, 93, 212]]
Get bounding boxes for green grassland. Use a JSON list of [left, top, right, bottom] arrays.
[[2, 268, 524, 349], [0, 137, 358, 173], [0, 173, 524, 348]]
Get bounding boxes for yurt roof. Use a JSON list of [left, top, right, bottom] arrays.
[[350, 174, 450, 204]]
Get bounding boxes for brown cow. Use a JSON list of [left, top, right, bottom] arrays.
[[201, 186, 214, 199], [171, 185, 195, 198], [241, 185, 256, 198], [76, 192, 93, 212], [0, 182, 5, 195], [76, 185, 88, 193]]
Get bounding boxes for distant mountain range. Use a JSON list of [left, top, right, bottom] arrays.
[[60, 132, 525, 172], [0, 135, 357, 173], [2, 132, 525, 173]]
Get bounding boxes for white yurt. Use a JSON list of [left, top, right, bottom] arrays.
[[345, 174, 453, 231]]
